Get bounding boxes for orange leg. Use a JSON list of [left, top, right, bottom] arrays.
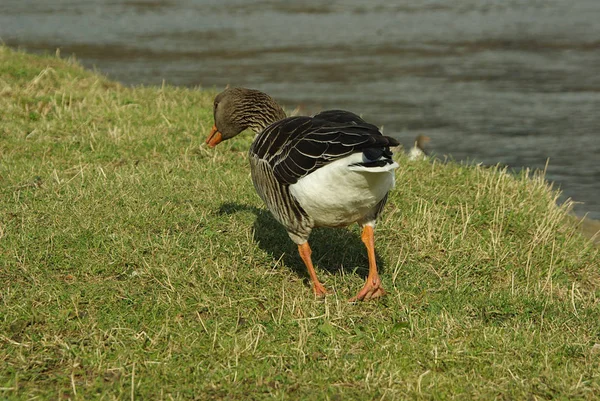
[[298, 242, 328, 296], [349, 225, 386, 302]]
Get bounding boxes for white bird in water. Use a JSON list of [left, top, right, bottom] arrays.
[[407, 135, 430, 161]]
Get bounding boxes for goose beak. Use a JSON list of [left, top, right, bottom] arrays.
[[205, 124, 223, 147]]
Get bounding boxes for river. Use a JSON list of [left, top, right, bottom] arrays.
[[1, 0, 599, 219]]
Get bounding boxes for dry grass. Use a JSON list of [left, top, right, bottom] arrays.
[[1, 46, 599, 400]]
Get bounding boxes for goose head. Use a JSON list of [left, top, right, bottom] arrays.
[[205, 87, 287, 147]]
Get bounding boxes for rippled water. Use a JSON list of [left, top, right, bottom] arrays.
[[2, 0, 599, 218]]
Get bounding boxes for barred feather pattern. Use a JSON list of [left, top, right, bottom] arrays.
[[249, 155, 314, 244], [219, 88, 287, 134]]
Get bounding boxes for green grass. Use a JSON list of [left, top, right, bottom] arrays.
[[1, 45, 599, 400]]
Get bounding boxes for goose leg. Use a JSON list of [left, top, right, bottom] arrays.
[[350, 225, 386, 302], [298, 242, 328, 296]]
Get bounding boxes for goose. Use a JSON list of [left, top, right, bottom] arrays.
[[205, 88, 399, 301], [407, 134, 430, 161]]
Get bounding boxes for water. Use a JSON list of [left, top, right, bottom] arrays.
[[2, 0, 599, 218]]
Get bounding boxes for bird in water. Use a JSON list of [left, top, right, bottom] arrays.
[[407, 134, 430, 161], [205, 88, 399, 301]]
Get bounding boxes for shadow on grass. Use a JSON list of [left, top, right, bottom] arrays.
[[218, 202, 386, 285]]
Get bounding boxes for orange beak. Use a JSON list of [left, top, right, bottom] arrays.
[[205, 124, 223, 148]]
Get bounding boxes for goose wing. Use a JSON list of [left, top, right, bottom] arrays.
[[311, 110, 378, 127], [250, 111, 399, 185]]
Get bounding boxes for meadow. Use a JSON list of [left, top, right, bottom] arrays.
[[1, 46, 599, 400]]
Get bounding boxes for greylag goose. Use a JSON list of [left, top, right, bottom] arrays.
[[407, 134, 430, 161], [205, 88, 399, 301]]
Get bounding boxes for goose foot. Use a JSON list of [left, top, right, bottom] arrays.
[[349, 225, 386, 302], [349, 275, 386, 302], [313, 282, 329, 297]]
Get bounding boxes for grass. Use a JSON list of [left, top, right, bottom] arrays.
[[1, 45, 599, 400]]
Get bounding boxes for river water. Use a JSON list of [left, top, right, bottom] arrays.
[[2, 0, 599, 218]]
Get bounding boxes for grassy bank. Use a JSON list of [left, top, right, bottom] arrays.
[[1, 46, 599, 400]]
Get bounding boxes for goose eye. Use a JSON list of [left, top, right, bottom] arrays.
[[214, 101, 219, 109]]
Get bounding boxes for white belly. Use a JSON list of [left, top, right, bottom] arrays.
[[289, 153, 397, 227]]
